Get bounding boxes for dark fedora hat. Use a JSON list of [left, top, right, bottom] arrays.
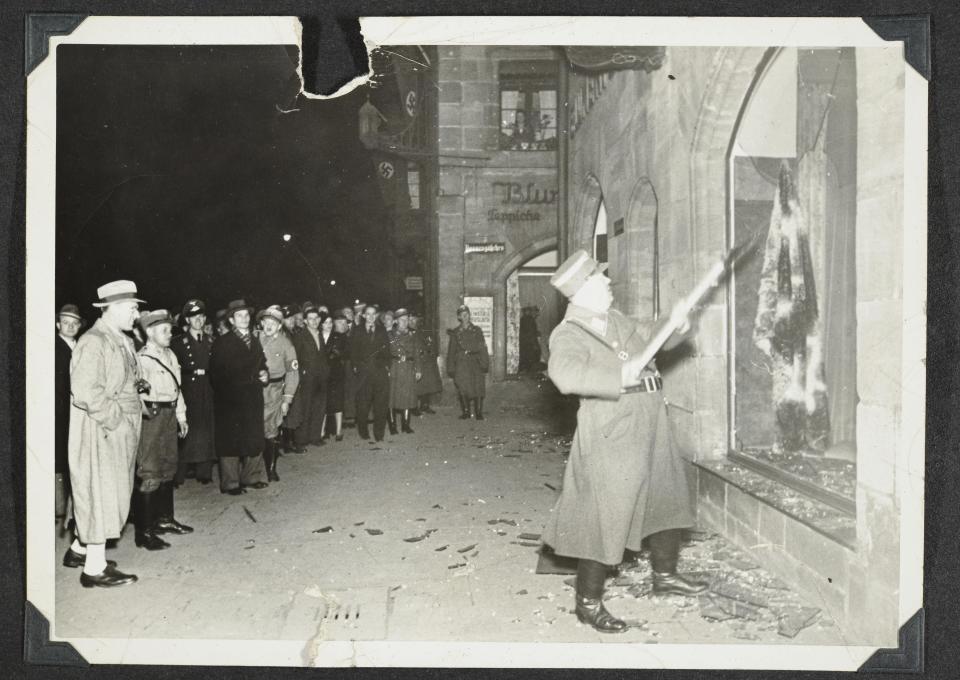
[[57, 304, 84, 323], [225, 299, 254, 318]]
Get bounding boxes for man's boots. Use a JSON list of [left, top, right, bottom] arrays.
[[574, 559, 628, 633], [133, 488, 170, 550], [388, 410, 399, 435], [153, 481, 194, 535], [401, 409, 414, 434], [263, 438, 280, 482], [475, 397, 485, 420], [648, 529, 709, 596], [458, 396, 470, 420]]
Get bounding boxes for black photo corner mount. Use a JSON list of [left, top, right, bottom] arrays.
[[858, 608, 925, 674], [23, 600, 89, 666], [24, 13, 87, 76], [862, 15, 931, 80]]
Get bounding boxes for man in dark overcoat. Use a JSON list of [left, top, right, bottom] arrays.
[[209, 299, 269, 495], [542, 250, 707, 633], [446, 305, 490, 419], [171, 299, 216, 485], [410, 312, 442, 414], [288, 305, 330, 448], [350, 304, 391, 442], [55, 304, 84, 521]]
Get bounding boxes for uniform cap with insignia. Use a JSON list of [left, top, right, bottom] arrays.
[[139, 309, 174, 331], [57, 303, 85, 323], [332, 309, 347, 320], [281, 304, 298, 319], [181, 299, 206, 318], [92, 280, 146, 307], [215, 309, 228, 322], [457, 304, 470, 314], [257, 305, 285, 323], [550, 249, 608, 298], [394, 308, 410, 319]]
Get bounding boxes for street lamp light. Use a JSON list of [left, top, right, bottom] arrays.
[[281, 233, 322, 301]]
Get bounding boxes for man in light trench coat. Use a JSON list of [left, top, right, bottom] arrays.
[[543, 250, 708, 632], [63, 280, 146, 587]]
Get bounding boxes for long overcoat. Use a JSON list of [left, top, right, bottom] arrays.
[[171, 332, 215, 464], [388, 329, 422, 409], [209, 331, 267, 458], [288, 327, 330, 439], [446, 324, 489, 398], [55, 335, 73, 476], [414, 329, 443, 397], [68, 318, 143, 544], [541, 304, 695, 566], [325, 330, 349, 414]]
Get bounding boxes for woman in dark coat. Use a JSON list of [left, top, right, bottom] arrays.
[[446, 304, 489, 420], [387, 309, 422, 434], [323, 312, 349, 441]]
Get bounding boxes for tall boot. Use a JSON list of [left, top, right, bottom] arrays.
[[401, 409, 414, 434], [458, 395, 470, 420], [388, 409, 399, 435], [133, 488, 170, 550], [574, 559, 627, 633], [475, 397, 485, 421], [153, 481, 194, 535], [648, 529, 708, 596], [266, 438, 280, 482]]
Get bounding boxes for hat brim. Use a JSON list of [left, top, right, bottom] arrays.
[[57, 312, 84, 321], [93, 297, 146, 308]]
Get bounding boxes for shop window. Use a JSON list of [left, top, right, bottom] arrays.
[[728, 47, 858, 516], [499, 61, 558, 151]]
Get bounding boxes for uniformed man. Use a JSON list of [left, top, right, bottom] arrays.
[[410, 311, 442, 415], [278, 304, 305, 454], [288, 305, 330, 447], [209, 299, 269, 495], [258, 305, 300, 481], [446, 305, 490, 419], [65, 280, 145, 587], [134, 310, 192, 550], [55, 304, 84, 523], [542, 250, 707, 633], [171, 299, 216, 486]]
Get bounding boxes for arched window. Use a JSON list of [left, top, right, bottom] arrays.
[[729, 46, 858, 509], [592, 199, 608, 265]]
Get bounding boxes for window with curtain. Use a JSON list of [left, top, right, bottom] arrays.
[[730, 47, 858, 506]]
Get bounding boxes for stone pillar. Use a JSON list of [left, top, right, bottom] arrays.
[[848, 45, 905, 645]]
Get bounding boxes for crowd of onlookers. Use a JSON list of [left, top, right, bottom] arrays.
[[55, 280, 491, 587]]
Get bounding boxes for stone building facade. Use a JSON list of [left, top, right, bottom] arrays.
[[434, 47, 561, 379], [561, 45, 915, 644]]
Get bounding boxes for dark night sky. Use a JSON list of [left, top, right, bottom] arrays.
[[56, 44, 394, 315]]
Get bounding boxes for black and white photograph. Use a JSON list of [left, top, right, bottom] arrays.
[[23, 15, 927, 669]]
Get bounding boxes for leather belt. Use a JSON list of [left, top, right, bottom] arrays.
[[621, 376, 663, 394], [267, 376, 285, 384], [143, 400, 177, 409]]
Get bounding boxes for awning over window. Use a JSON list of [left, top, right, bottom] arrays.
[[563, 46, 666, 72]]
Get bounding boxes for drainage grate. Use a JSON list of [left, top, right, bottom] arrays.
[[317, 587, 389, 641]]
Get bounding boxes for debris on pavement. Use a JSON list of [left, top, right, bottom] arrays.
[[365, 528, 383, 536], [241, 506, 257, 523], [312, 526, 334, 534], [457, 544, 477, 553], [517, 532, 541, 541], [777, 605, 821, 638], [435, 545, 448, 551]]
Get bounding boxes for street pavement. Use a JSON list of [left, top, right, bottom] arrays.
[[55, 376, 841, 646]]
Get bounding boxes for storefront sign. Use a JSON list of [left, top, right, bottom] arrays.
[[465, 242, 506, 254], [488, 181, 559, 225], [404, 276, 423, 290], [462, 296, 494, 355]]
